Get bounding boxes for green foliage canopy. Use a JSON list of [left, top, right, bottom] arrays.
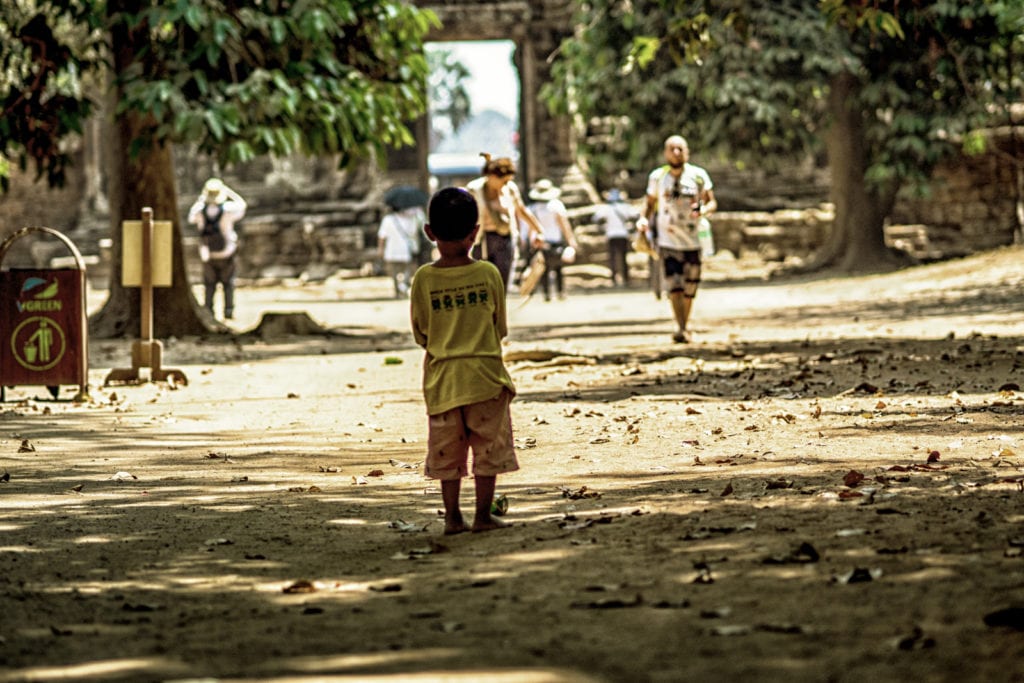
[[426, 47, 472, 140], [0, 0, 438, 189], [547, 0, 1022, 193]]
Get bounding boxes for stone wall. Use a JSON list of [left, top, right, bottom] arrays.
[[4, 136, 1020, 285], [889, 129, 1022, 258], [0, 158, 89, 270]]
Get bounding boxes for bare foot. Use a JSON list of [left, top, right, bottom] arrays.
[[444, 514, 468, 536], [471, 515, 510, 533]]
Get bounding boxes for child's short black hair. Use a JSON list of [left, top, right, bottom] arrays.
[[428, 187, 479, 241]]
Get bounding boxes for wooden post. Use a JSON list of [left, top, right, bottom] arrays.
[[105, 208, 187, 387]]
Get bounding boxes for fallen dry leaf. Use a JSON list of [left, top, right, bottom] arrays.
[[561, 485, 600, 500], [843, 470, 865, 487], [283, 580, 317, 594]]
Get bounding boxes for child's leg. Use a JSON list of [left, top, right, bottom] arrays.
[[472, 474, 507, 532], [426, 407, 472, 535], [441, 478, 468, 535], [462, 391, 518, 532]]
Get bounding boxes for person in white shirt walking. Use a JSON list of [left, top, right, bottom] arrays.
[[637, 135, 717, 343], [593, 188, 640, 288], [528, 179, 578, 302], [188, 178, 246, 320], [377, 204, 425, 298]]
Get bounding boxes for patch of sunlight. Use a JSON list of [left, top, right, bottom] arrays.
[[668, 539, 747, 555], [0, 523, 24, 531], [744, 566, 822, 581], [169, 573, 246, 590], [37, 580, 165, 595], [188, 503, 258, 513], [73, 535, 116, 544], [257, 578, 405, 599], [260, 668, 602, 682], [0, 498, 77, 510], [493, 548, 577, 565], [325, 518, 370, 526], [280, 650, 457, 674], [2, 656, 190, 681], [890, 567, 958, 582], [282, 647, 602, 679], [0, 545, 41, 553]]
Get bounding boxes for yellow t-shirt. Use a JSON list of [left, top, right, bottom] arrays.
[[410, 260, 516, 415]]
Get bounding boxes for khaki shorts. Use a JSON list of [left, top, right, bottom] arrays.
[[425, 389, 519, 480]]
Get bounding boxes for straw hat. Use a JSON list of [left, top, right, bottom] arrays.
[[529, 178, 561, 201]]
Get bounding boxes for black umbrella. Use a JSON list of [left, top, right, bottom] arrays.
[[384, 185, 429, 211]]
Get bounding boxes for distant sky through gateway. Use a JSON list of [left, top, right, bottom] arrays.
[[428, 40, 518, 119]]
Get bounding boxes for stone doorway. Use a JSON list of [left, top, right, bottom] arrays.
[[396, 1, 595, 205], [424, 40, 521, 191]]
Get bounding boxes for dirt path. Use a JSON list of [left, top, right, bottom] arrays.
[[2, 248, 1024, 682]]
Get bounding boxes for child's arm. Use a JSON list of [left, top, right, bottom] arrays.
[[187, 201, 203, 226], [493, 270, 509, 340], [409, 277, 428, 348]]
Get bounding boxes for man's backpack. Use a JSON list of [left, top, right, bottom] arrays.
[[201, 204, 227, 252]]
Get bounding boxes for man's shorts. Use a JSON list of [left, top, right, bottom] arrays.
[[425, 389, 519, 480], [659, 247, 701, 293]]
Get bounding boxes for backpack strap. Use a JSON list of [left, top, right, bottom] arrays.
[[202, 204, 225, 235]]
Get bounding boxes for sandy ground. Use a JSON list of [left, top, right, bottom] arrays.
[[2, 248, 1024, 683]]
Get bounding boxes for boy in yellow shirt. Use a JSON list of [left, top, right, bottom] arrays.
[[411, 187, 520, 535]]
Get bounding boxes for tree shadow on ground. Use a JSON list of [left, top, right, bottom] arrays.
[[3, 430, 1023, 682], [5, 258, 1024, 681]]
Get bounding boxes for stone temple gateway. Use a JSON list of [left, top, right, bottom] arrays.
[[406, 0, 589, 199]]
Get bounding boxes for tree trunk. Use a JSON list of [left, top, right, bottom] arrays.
[[811, 71, 907, 272], [89, 5, 219, 339]]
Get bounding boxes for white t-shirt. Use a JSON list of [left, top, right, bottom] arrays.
[[593, 201, 639, 239], [645, 163, 713, 251], [530, 199, 570, 244], [378, 208, 423, 263]]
